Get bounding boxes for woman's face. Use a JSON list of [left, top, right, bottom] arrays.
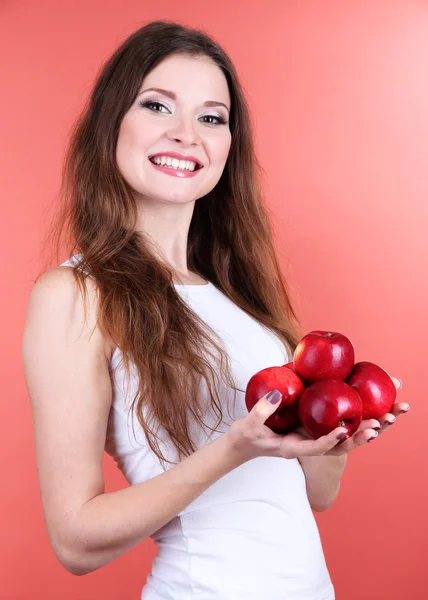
[[116, 54, 232, 206]]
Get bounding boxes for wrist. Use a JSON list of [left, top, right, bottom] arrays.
[[221, 429, 254, 467]]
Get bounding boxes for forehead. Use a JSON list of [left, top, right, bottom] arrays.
[[139, 54, 230, 104]]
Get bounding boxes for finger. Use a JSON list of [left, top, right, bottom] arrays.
[[353, 428, 379, 445], [390, 402, 411, 417], [328, 427, 379, 454], [250, 389, 283, 425], [391, 376, 403, 391], [357, 418, 381, 433], [377, 413, 396, 430], [283, 427, 347, 458]]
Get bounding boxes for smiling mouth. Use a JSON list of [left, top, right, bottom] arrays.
[[148, 157, 202, 172]]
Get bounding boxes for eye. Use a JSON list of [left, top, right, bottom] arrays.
[[140, 100, 169, 114], [139, 100, 228, 126], [200, 115, 228, 126]]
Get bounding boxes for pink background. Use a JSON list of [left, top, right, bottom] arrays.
[[2, 1, 427, 598]]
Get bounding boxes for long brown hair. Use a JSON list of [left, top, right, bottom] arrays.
[[40, 20, 302, 470]]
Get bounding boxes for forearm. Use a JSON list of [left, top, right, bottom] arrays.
[[63, 433, 244, 576], [298, 454, 347, 511]]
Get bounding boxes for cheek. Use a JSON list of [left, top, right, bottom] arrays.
[[116, 122, 148, 177], [117, 112, 155, 153], [116, 123, 133, 171], [212, 132, 232, 166], [118, 120, 138, 150]]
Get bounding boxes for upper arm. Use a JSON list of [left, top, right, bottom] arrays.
[[22, 266, 113, 564]]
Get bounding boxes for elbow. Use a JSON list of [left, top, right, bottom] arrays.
[[53, 540, 95, 577], [309, 482, 341, 512], [58, 550, 92, 577], [49, 519, 104, 576], [311, 500, 334, 512], [63, 560, 92, 577]]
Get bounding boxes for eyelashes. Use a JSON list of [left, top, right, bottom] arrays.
[[139, 100, 229, 126]]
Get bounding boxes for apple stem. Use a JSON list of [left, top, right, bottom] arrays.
[[338, 420, 346, 427], [326, 332, 333, 337]]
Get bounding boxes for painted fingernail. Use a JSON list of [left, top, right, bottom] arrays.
[[374, 426, 381, 431], [267, 389, 282, 404], [337, 431, 347, 440], [385, 418, 395, 426], [399, 407, 410, 414], [367, 436, 377, 443]]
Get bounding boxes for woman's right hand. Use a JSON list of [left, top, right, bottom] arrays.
[[227, 389, 347, 463]]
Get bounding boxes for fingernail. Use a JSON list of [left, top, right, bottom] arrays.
[[373, 426, 381, 431], [337, 431, 347, 440], [267, 389, 282, 404], [385, 418, 395, 426], [397, 378, 403, 390], [367, 436, 377, 443], [399, 407, 410, 414]]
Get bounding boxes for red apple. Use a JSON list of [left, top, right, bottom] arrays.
[[299, 380, 363, 442], [293, 330, 355, 382], [283, 361, 295, 371], [346, 361, 397, 420], [283, 361, 311, 387], [245, 366, 305, 433]]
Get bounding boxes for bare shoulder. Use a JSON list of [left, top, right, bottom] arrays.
[[27, 265, 116, 362]]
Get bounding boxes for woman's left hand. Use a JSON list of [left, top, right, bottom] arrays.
[[296, 376, 410, 456]]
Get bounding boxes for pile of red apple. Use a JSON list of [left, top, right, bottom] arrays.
[[245, 330, 397, 443]]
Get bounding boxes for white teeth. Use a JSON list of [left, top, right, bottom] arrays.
[[151, 155, 198, 171]]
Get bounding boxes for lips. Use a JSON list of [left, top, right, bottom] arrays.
[[148, 152, 203, 169], [148, 156, 202, 171]]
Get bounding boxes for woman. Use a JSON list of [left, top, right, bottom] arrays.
[[22, 20, 409, 600]]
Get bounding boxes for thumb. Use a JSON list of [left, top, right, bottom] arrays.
[[250, 389, 283, 424]]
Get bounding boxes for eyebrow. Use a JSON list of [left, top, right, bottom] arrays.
[[137, 87, 230, 112]]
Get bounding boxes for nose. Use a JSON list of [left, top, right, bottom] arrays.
[[166, 115, 201, 147]]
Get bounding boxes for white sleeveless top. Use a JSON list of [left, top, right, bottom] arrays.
[[60, 254, 335, 600]]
